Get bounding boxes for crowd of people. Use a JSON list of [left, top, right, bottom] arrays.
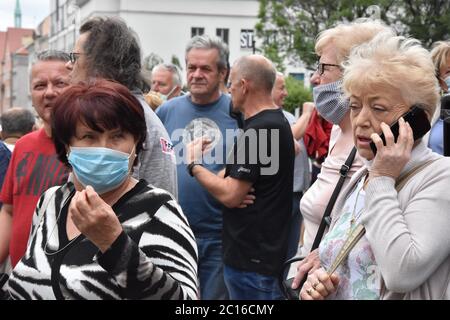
[[0, 15, 448, 300]]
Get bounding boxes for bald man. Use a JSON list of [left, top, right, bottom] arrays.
[[186, 55, 295, 300]]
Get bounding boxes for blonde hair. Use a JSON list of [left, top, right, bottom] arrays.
[[144, 91, 163, 111], [342, 32, 440, 119], [430, 41, 450, 77], [315, 19, 394, 64]]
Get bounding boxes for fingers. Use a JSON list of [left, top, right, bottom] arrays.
[[237, 198, 255, 208], [74, 190, 92, 213], [85, 186, 102, 206], [243, 194, 256, 202], [300, 269, 339, 300], [397, 117, 408, 152], [307, 273, 329, 297], [292, 250, 320, 289], [202, 137, 212, 145], [380, 122, 394, 146], [370, 132, 384, 154], [303, 102, 315, 114], [316, 269, 339, 293], [69, 191, 84, 226], [237, 189, 256, 208], [291, 259, 310, 289], [300, 274, 325, 300], [237, 199, 255, 208], [405, 122, 414, 151], [202, 137, 213, 152], [330, 273, 340, 286], [300, 282, 324, 300], [398, 118, 414, 153]]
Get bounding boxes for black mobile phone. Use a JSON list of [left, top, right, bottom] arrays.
[[370, 104, 431, 155]]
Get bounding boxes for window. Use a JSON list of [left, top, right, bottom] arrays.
[[289, 73, 305, 82], [191, 27, 205, 38], [216, 28, 229, 44]]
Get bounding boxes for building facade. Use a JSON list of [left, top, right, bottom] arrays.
[[0, 28, 34, 113], [49, 0, 307, 85]]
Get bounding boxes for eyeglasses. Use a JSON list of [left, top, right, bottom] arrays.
[[316, 62, 341, 76], [69, 52, 83, 64]]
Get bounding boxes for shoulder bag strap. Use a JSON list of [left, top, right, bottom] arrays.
[[280, 147, 358, 299], [310, 146, 358, 251], [394, 158, 439, 192], [330, 158, 440, 277]]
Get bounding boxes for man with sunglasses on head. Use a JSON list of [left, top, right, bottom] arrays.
[[0, 50, 70, 271], [66, 17, 177, 199]]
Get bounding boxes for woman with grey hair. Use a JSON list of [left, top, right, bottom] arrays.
[[300, 32, 450, 300]]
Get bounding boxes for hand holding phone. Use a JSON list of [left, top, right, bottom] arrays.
[[370, 105, 431, 155]]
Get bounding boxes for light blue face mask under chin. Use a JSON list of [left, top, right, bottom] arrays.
[[68, 146, 133, 194], [159, 86, 177, 101]]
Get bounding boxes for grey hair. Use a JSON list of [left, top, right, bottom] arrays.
[[430, 40, 450, 77], [29, 50, 69, 81], [316, 18, 395, 65], [233, 55, 276, 93], [1, 107, 36, 136], [152, 63, 183, 87], [185, 35, 229, 71], [34, 50, 70, 63], [80, 16, 143, 90]]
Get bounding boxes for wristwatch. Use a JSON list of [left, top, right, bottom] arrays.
[[187, 162, 202, 177]]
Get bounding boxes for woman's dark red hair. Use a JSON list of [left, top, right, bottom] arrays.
[[51, 79, 147, 167]]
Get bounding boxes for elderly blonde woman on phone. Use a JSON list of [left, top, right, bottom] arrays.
[[300, 32, 450, 300], [291, 19, 395, 291]]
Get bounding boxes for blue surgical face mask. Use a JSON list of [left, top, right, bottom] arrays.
[[313, 79, 350, 125], [68, 146, 134, 194]]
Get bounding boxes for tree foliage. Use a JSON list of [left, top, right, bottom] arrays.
[[171, 55, 183, 71], [256, 0, 450, 70], [143, 52, 163, 72], [283, 76, 313, 114]]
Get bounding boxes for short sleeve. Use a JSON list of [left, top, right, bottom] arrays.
[[227, 132, 260, 183]]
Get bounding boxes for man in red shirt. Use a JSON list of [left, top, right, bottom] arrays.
[[0, 51, 70, 268]]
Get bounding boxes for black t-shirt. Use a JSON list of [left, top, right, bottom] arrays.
[[223, 108, 294, 276]]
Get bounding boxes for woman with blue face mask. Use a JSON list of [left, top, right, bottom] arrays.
[[290, 19, 396, 294], [426, 41, 450, 155], [3, 80, 198, 300]]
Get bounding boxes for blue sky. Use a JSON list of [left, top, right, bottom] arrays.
[[0, 0, 50, 31]]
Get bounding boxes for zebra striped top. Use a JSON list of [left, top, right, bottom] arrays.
[[6, 180, 198, 300]]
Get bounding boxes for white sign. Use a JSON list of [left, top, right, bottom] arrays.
[[240, 29, 254, 49]]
